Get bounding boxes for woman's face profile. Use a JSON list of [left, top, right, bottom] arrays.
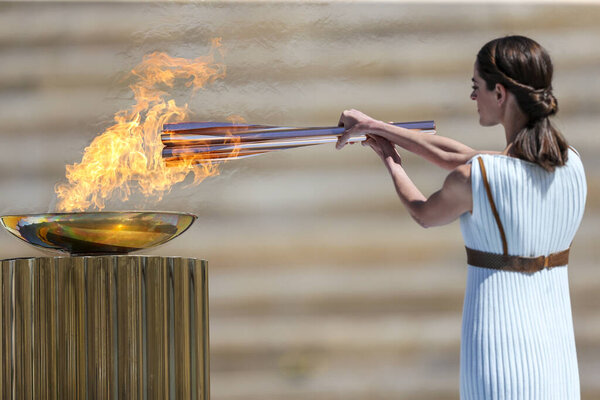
[[471, 63, 501, 127]]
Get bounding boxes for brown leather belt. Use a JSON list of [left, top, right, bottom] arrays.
[[465, 246, 569, 273], [466, 157, 570, 274]]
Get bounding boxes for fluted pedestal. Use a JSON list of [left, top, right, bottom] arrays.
[[0, 256, 209, 399]]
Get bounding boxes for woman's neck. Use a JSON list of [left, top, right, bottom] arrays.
[[502, 97, 528, 156], [503, 123, 525, 155]]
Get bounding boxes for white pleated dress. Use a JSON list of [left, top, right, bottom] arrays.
[[459, 149, 586, 400]]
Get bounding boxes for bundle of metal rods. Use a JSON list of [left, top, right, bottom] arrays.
[[161, 120, 436, 164]]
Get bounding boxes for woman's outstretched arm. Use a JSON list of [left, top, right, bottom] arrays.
[[359, 135, 473, 228], [337, 109, 491, 170]]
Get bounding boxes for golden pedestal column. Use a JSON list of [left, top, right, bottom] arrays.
[[0, 256, 209, 400]]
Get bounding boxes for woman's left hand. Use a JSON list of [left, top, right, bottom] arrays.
[[336, 109, 380, 150]]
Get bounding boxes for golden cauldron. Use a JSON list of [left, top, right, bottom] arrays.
[[0, 211, 196, 255]]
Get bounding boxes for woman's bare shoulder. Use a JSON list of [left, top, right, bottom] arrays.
[[452, 163, 472, 181], [443, 164, 472, 193]]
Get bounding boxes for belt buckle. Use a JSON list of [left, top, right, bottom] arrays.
[[523, 255, 545, 273], [543, 253, 558, 270]]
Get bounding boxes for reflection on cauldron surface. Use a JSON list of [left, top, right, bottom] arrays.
[[0, 211, 196, 255]]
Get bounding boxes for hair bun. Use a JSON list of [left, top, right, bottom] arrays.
[[529, 87, 558, 120]]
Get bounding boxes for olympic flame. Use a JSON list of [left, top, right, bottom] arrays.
[[55, 38, 232, 212]]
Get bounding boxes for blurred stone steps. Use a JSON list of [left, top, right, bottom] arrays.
[[0, 3, 156, 47], [210, 350, 600, 400], [1, 3, 599, 48], [210, 355, 461, 400]]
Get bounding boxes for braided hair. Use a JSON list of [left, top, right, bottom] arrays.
[[477, 35, 569, 172]]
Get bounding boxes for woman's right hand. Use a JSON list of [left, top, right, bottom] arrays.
[[362, 134, 402, 165]]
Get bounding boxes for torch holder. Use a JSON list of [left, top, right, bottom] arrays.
[[0, 255, 209, 399]]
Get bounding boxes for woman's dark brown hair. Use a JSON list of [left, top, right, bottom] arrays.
[[476, 35, 569, 171]]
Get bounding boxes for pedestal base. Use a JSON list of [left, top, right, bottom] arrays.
[[0, 256, 209, 399]]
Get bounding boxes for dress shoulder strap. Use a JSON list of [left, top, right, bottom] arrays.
[[568, 145, 580, 157], [477, 157, 508, 256]]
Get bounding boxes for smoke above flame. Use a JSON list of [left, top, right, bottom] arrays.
[[55, 38, 229, 212]]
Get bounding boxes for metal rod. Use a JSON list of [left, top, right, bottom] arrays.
[[163, 120, 434, 133], [163, 122, 270, 132], [161, 136, 370, 158], [161, 129, 436, 147], [164, 152, 264, 164], [161, 121, 435, 147]]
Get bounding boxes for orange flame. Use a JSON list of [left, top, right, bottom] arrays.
[[55, 38, 231, 212]]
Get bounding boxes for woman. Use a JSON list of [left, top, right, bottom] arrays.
[[336, 35, 586, 399]]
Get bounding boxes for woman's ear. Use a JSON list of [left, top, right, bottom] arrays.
[[494, 83, 507, 106]]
